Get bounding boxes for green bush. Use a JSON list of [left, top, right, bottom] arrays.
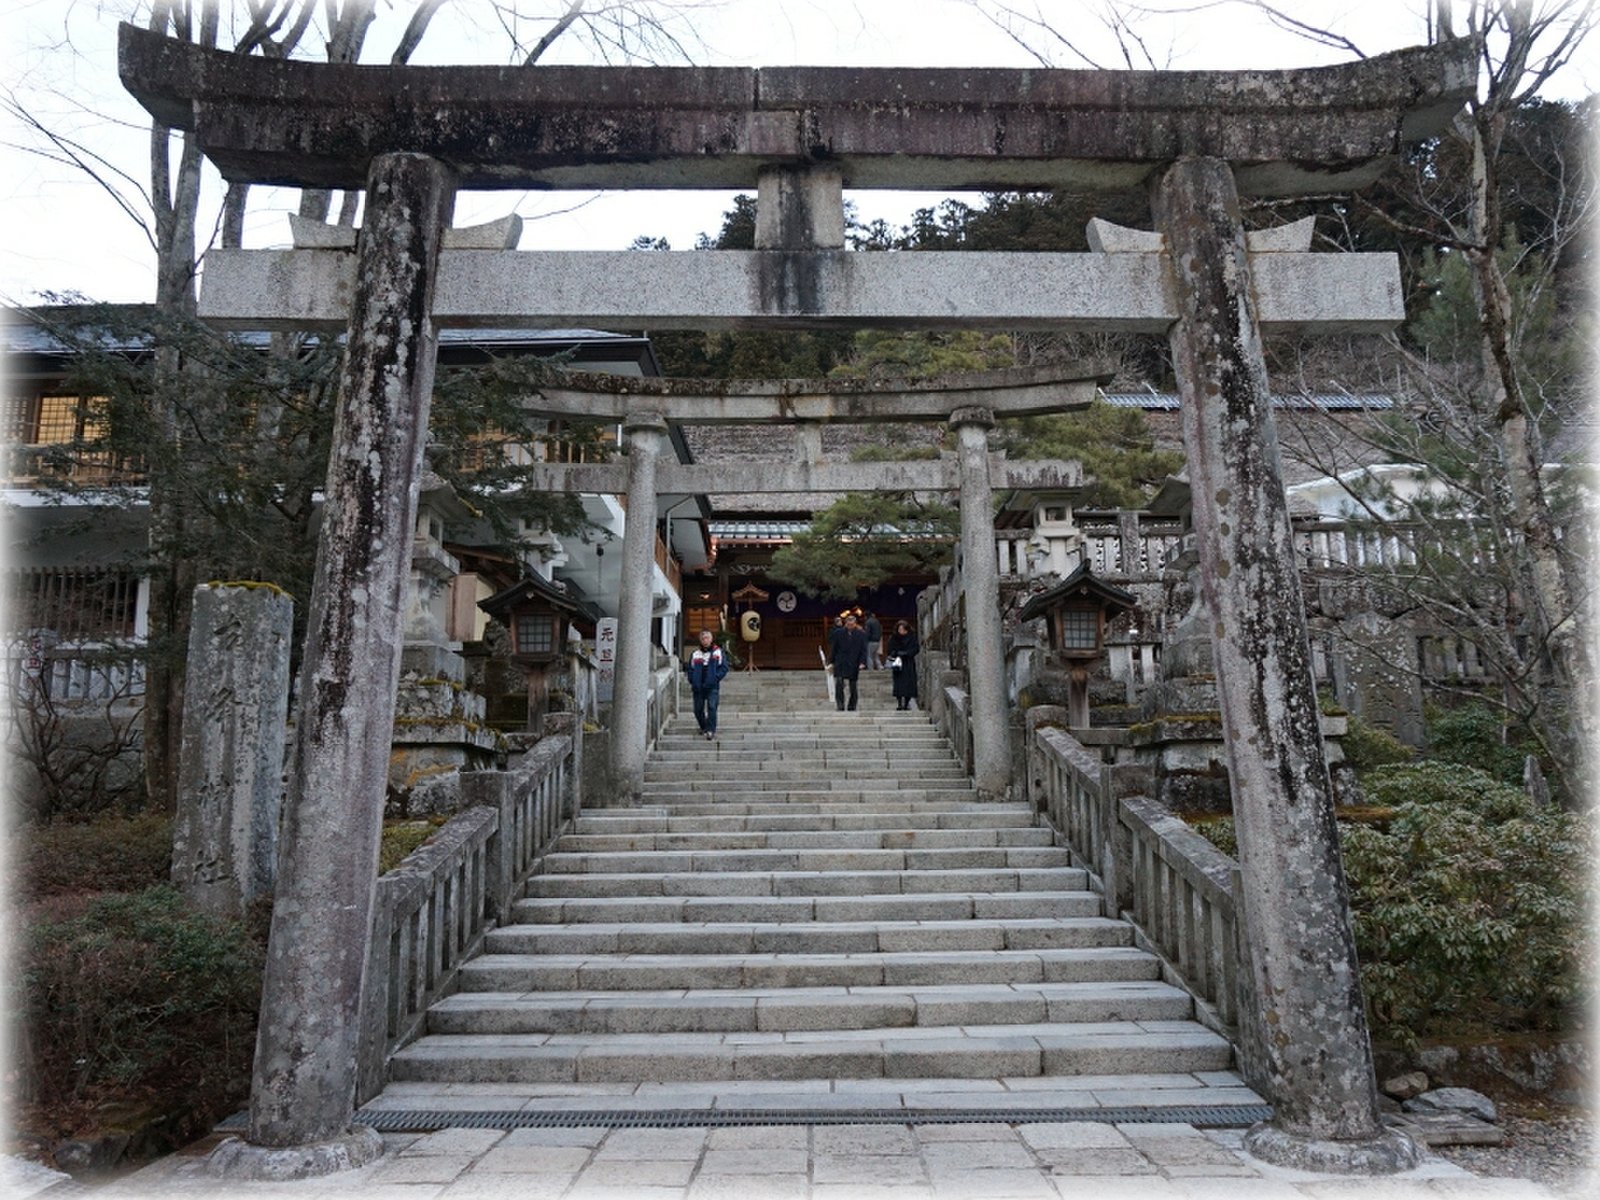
[[1184, 762, 1588, 1050], [1361, 760, 1536, 822], [1425, 701, 1531, 786], [1340, 715, 1414, 775], [1342, 763, 1587, 1049], [17, 885, 263, 1115], [19, 813, 173, 899]]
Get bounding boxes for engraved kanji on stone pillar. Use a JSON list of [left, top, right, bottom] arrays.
[[172, 582, 293, 919]]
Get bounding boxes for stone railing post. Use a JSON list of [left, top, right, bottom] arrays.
[[1153, 154, 1414, 1173], [949, 405, 1009, 798], [609, 412, 667, 801], [238, 151, 455, 1172], [542, 710, 584, 821]]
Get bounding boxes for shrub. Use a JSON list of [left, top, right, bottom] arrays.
[[18, 813, 173, 899], [1361, 760, 1535, 822], [1340, 715, 1414, 775], [1342, 767, 1587, 1049], [1425, 701, 1531, 786], [1183, 762, 1588, 1050], [16, 885, 263, 1118]]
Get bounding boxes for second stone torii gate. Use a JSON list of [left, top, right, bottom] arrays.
[[515, 364, 1102, 801], [118, 24, 1475, 1179]]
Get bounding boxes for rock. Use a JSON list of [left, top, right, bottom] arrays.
[[1404, 1087, 1499, 1124], [1383, 1070, 1430, 1100], [53, 1130, 131, 1174], [1, 1154, 75, 1198]]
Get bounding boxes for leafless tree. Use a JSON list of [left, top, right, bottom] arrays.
[[6, 1, 712, 813]]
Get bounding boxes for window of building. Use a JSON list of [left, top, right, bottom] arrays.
[[4, 568, 140, 641]]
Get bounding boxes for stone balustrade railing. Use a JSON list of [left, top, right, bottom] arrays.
[[921, 688, 1246, 1042], [942, 682, 972, 774], [1023, 714, 1242, 1035], [355, 723, 580, 1103]]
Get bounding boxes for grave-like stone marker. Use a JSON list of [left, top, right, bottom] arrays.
[[172, 582, 293, 918], [1335, 610, 1426, 746]]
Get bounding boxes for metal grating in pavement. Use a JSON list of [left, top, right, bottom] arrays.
[[218, 1104, 1272, 1133]]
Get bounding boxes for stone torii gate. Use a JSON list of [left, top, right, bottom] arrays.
[[119, 25, 1475, 1178], [510, 364, 1100, 802]]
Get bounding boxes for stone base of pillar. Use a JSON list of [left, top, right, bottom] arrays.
[[207, 1125, 385, 1181], [1242, 1122, 1420, 1175]]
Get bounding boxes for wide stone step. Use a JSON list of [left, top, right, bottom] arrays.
[[388, 1022, 1232, 1083], [427, 981, 1195, 1035], [652, 732, 947, 752], [528, 866, 1088, 898], [485, 916, 1130, 957], [633, 791, 987, 809], [643, 767, 969, 784], [540, 846, 1073, 874], [572, 810, 1039, 834], [648, 751, 957, 767], [456, 945, 1152, 992], [554, 827, 1054, 853], [513, 890, 1102, 926]]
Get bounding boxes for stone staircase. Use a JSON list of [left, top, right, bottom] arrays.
[[373, 670, 1265, 1121]]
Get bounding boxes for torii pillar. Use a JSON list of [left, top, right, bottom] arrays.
[[217, 151, 455, 1175], [1153, 156, 1416, 1172], [950, 406, 1010, 798], [609, 412, 668, 799]]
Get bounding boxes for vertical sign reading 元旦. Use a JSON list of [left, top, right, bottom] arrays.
[[595, 617, 617, 703]]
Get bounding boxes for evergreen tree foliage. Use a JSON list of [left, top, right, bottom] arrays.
[[1000, 401, 1183, 508], [766, 492, 959, 603]]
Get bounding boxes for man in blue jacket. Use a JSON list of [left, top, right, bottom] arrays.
[[687, 628, 730, 740], [828, 613, 869, 712]]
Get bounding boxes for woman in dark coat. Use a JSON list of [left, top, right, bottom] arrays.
[[885, 619, 920, 710]]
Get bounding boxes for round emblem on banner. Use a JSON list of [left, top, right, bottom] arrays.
[[776, 591, 797, 612]]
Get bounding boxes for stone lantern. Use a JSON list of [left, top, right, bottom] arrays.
[[1018, 563, 1136, 728], [479, 575, 582, 729]]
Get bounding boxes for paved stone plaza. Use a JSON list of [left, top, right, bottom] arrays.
[[62, 1119, 1570, 1199]]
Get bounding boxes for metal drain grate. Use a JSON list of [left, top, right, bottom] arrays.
[[219, 1104, 1272, 1133]]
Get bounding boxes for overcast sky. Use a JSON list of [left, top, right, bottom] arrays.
[[2, 0, 1593, 306]]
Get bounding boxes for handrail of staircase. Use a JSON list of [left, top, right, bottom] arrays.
[[355, 722, 581, 1104], [647, 661, 679, 748], [1026, 717, 1242, 1037]]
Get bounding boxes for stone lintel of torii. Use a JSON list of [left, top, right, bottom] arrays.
[[116, 24, 1476, 1176], [523, 455, 1083, 497]]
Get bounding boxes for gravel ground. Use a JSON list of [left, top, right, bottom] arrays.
[[1435, 1108, 1595, 1195]]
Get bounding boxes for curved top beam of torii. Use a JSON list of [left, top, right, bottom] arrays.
[[119, 24, 1476, 197]]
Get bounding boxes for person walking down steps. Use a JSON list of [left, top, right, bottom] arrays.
[[887, 618, 920, 710], [864, 610, 883, 670], [828, 612, 869, 711], [687, 629, 729, 740]]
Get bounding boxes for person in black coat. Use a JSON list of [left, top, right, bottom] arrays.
[[828, 612, 869, 711], [885, 619, 920, 710]]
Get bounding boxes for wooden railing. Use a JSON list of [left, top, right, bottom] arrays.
[[356, 720, 581, 1103]]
